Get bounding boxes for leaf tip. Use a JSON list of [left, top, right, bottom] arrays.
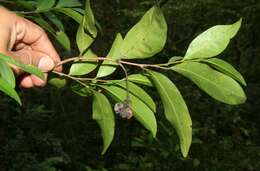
[[241, 77, 247, 87], [17, 98, 22, 106], [101, 148, 108, 155], [181, 149, 189, 158], [152, 129, 157, 138], [181, 138, 191, 158], [230, 18, 242, 38]]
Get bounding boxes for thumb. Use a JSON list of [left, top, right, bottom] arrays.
[[6, 49, 55, 75]]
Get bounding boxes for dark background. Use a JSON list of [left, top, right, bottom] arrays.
[[0, 0, 259, 170]]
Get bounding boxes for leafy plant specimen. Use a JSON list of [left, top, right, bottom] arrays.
[[0, 0, 246, 157]]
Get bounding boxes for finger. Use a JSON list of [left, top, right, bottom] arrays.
[[19, 75, 34, 88], [20, 73, 47, 88], [19, 18, 62, 72], [7, 49, 55, 75], [0, 7, 16, 51], [13, 42, 32, 51], [30, 73, 48, 87], [0, 8, 62, 72]]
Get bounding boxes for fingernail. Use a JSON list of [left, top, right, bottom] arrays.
[[38, 57, 55, 72]]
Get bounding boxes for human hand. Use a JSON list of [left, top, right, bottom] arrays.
[[0, 7, 62, 88]]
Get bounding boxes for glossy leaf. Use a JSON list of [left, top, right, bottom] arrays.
[[48, 78, 66, 88], [93, 91, 115, 154], [0, 53, 44, 80], [168, 56, 183, 63], [202, 58, 246, 86], [56, 0, 81, 8], [84, 0, 97, 37], [99, 85, 157, 137], [69, 49, 97, 76], [171, 62, 246, 105], [128, 74, 153, 87], [115, 81, 156, 112], [148, 70, 192, 157], [184, 19, 242, 60], [36, 0, 55, 11], [0, 77, 21, 105], [54, 8, 83, 23], [55, 31, 71, 51], [96, 33, 123, 78], [73, 8, 85, 14], [0, 59, 16, 88], [76, 16, 94, 54], [120, 5, 167, 59]]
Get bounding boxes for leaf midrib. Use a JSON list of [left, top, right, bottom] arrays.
[[203, 59, 245, 85], [185, 35, 229, 59], [124, 7, 158, 56], [151, 73, 185, 143], [173, 65, 242, 99], [185, 24, 238, 59], [94, 93, 111, 152]]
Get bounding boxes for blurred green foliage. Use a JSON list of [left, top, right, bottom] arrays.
[[0, 0, 259, 170]]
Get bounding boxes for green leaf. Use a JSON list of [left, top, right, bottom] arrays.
[[71, 84, 93, 97], [0, 59, 16, 88], [0, 53, 44, 80], [114, 81, 156, 112], [171, 62, 246, 105], [0, 77, 21, 105], [76, 16, 94, 54], [16, 1, 37, 10], [96, 33, 123, 78], [201, 58, 246, 86], [21, 65, 45, 80], [45, 12, 64, 31], [56, 0, 82, 8], [127, 74, 153, 87], [168, 56, 183, 63], [184, 19, 242, 60], [84, 0, 97, 38], [120, 5, 167, 59], [36, 0, 56, 11], [29, 16, 55, 34], [93, 91, 115, 154], [148, 70, 192, 157], [48, 78, 66, 88], [69, 49, 98, 76], [99, 85, 157, 137], [54, 8, 83, 23], [55, 31, 71, 51], [72, 8, 85, 14]]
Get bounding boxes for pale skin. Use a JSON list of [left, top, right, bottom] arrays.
[[0, 7, 62, 88]]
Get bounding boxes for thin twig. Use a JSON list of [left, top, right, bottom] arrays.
[[55, 56, 178, 71], [119, 60, 171, 70], [14, 11, 39, 14], [52, 71, 89, 88], [52, 70, 112, 83], [117, 62, 130, 101], [55, 56, 112, 67], [51, 56, 184, 97]]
